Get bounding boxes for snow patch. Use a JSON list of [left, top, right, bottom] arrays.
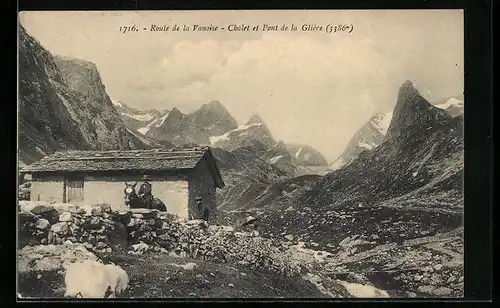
[[371, 111, 393, 136], [125, 127, 155, 146], [269, 155, 284, 164], [209, 133, 230, 145], [137, 112, 170, 135], [435, 97, 464, 110], [209, 123, 263, 145], [339, 281, 390, 298], [358, 140, 376, 150], [295, 148, 303, 159], [156, 112, 170, 127], [288, 241, 333, 264], [121, 112, 155, 122]]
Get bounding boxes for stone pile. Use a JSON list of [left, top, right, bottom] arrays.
[[19, 203, 127, 253], [18, 182, 31, 201], [18, 202, 301, 277]]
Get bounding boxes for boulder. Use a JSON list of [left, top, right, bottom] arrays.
[[339, 236, 351, 247], [417, 285, 435, 294], [182, 263, 197, 271], [105, 221, 128, 251], [94, 203, 112, 213], [19, 212, 38, 225], [432, 287, 453, 297], [31, 205, 60, 224], [87, 217, 102, 230]]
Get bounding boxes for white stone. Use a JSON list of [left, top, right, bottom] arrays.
[[35, 219, 50, 230], [59, 212, 73, 222], [50, 222, 69, 235], [182, 263, 197, 271]]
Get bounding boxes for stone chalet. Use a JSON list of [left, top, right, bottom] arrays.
[[19, 146, 225, 221]]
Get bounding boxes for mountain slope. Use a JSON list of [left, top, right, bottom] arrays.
[[53, 56, 150, 150], [285, 144, 329, 167], [330, 112, 393, 170], [212, 144, 292, 211], [210, 114, 275, 151], [253, 81, 464, 297], [145, 108, 210, 146], [261, 141, 298, 175], [18, 25, 148, 165], [330, 87, 462, 171], [112, 100, 169, 132]]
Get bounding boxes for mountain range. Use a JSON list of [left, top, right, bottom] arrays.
[[330, 93, 463, 170], [18, 24, 329, 214], [112, 99, 330, 174]]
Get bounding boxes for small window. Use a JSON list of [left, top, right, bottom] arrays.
[[65, 176, 84, 203]]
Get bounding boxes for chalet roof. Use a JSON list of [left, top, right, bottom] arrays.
[[19, 146, 224, 188]]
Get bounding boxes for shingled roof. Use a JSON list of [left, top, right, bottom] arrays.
[[20, 146, 224, 188]]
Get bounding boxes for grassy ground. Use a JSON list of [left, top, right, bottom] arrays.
[[18, 251, 327, 299], [104, 252, 326, 298]]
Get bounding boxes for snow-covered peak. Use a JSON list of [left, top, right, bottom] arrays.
[[435, 97, 464, 110], [370, 111, 393, 136], [137, 111, 170, 135], [209, 123, 263, 145]]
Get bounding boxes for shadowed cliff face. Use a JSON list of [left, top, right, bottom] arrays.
[[18, 25, 148, 165], [386, 81, 452, 141]]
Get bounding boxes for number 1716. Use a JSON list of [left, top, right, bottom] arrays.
[[119, 25, 137, 33]]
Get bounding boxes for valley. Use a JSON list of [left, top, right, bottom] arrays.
[[17, 22, 464, 299]]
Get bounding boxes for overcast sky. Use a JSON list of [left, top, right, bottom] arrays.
[[19, 10, 463, 162]]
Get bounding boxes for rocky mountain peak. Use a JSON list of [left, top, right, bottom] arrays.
[[168, 107, 185, 118], [246, 113, 265, 125], [201, 100, 227, 113], [386, 80, 452, 140], [188, 100, 238, 136]]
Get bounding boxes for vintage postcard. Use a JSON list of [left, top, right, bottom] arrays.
[[17, 10, 464, 299]]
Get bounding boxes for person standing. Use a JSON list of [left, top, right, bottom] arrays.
[[195, 196, 210, 222]]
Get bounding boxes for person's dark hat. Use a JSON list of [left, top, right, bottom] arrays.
[[142, 175, 151, 181]]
